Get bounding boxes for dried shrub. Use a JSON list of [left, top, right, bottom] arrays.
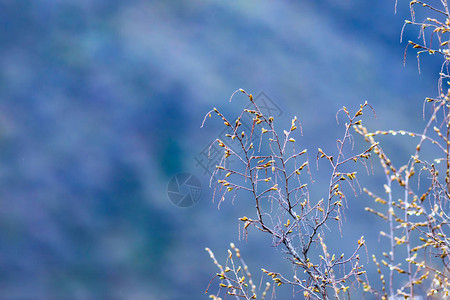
[[203, 1, 450, 299], [354, 1, 450, 298], [202, 91, 375, 299]]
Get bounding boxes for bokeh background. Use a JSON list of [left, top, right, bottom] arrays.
[[0, 1, 443, 299]]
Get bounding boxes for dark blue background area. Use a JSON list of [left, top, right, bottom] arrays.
[[0, 1, 443, 299]]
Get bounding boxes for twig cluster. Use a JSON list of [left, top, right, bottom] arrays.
[[205, 243, 271, 300], [204, 1, 450, 299], [352, 1, 450, 298], [203, 90, 377, 299]]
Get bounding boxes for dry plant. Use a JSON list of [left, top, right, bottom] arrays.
[[205, 243, 271, 300], [201, 92, 376, 299], [352, 1, 450, 299], [203, 1, 450, 299]]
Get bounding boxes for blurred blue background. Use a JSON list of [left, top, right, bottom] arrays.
[[0, 1, 442, 299]]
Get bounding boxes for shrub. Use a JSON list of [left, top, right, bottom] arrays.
[[203, 1, 450, 299]]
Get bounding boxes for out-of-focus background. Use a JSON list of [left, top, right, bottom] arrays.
[[0, 1, 442, 299]]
